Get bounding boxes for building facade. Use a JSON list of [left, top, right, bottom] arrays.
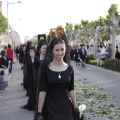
[[10, 30, 21, 47]]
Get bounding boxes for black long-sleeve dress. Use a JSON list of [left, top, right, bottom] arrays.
[[34, 55, 45, 119], [39, 64, 76, 120], [19, 49, 26, 64], [24, 57, 38, 110]]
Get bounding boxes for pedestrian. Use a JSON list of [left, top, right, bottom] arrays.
[[0, 45, 4, 58], [115, 47, 120, 59], [105, 43, 111, 60], [19, 45, 26, 70], [21, 45, 38, 110], [0, 50, 8, 69], [33, 43, 47, 116], [100, 44, 105, 61], [34, 28, 81, 120], [80, 45, 87, 68], [0, 70, 8, 89], [96, 49, 101, 66], [74, 45, 80, 66], [36, 34, 47, 56], [22, 41, 32, 89], [15, 46, 20, 59], [70, 46, 75, 61], [6, 44, 14, 73]]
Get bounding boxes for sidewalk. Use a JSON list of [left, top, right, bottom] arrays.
[[0, 60, 34, 120]]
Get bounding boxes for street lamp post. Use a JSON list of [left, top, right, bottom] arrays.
[[7, 0, 21, 44]]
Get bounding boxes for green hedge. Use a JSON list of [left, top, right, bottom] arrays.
[[101, 59, 120, 72], [86, 55, 95, 63], [88, 60, 97, 65], [88, 60, 104, 66], [86, 55, 120, 72]]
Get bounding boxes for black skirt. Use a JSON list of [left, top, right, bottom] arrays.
[[43, 91, 76, 120]]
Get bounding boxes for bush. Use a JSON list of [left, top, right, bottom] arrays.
[[88, 60, 104, 66], [86, 55, 95, 63], [88, 60, 97, 65], [101, 59, 120, 72]]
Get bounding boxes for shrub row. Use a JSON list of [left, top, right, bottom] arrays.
[[86, 55, 95, 63], [86, 55, 120, 72], [88, 60, 104, 65], [101, 59, 120, 72]]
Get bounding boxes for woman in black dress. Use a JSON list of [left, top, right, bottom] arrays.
[[22, 41, 32, 90], [34, 43, 47, 117], [36, 43, 47, 88], [35, 28, 79, 120], [19, 45, 26, 70], [21, 46, 38, 110]]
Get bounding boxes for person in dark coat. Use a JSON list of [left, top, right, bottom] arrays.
[[15, 46, 20, 59], [33, 43, 47, 118], [115, 47, 120, 59], [0, 70, 8, 89], [21, 46, 38, 110], [80, 45, 87, 68], [36, 34, 47, 57], [70, 46, 75, 61], [105, 43, 111, 60], [22, 41, 32, 89], [0, 50, 8, 69], [19, 45, 26, 70], [74, 45, 81, 66]]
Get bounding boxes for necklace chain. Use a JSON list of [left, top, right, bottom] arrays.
[[58, 72, 61, 79]]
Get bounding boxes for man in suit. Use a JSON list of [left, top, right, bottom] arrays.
[[80, 45, 87, 68]]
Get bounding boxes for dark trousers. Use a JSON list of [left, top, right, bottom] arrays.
[[7, 58, 13, 73]]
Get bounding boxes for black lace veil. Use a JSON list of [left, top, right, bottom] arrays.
[[43, 28, 70, 67]]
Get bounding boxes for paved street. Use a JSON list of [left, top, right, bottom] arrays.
[[0, 60, 120, 120], [72, 61, 120, 105]]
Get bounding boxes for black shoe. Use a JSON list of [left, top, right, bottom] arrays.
[[26, 93, 29, 97], [21, 83, 24, 85], [21, 105, 28, 109]]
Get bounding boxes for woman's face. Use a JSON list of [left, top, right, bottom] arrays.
[[29, 49, 35, 58], [52, 43, 66, 61], [40, 45, 47, 54]]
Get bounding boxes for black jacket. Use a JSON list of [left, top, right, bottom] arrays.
[[0, 57, 8, 68]]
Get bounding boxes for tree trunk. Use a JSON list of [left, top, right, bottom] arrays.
[[94, 34, 98, 59], [111, 32, 116, 59]]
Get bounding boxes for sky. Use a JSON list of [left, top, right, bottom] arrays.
[[1, 0, 120, 42]]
